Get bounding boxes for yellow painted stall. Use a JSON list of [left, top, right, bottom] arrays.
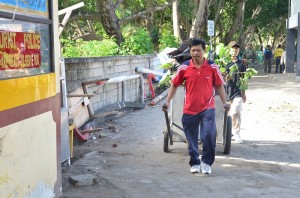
[[0, 1, 62, 197]]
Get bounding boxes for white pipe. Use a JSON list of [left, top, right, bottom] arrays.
[[58, 2, 85, 15], [150, 88, 169, 106], [135, 66, 165, 76], [106, 75, 140, 84]]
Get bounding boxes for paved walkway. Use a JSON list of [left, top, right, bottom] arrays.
[[62, 66, 300, 198]]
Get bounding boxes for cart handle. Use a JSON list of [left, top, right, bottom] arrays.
[[162, 104, 173, 145]]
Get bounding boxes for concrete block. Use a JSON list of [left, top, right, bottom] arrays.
[[67, 81, 81, 92], [98, 67, 104, 76], [77, 63, 87, 70], [104, 60, 113, 67], [78, 70, 87, 79], [115, 67, 123, 74], [66, 71, 78, 81], [91, 62, 104, 69], [69, 174, 97, 186], [88, 69, 101, 78], [115, 59, 130, 66], [104, 65, 114, 75]]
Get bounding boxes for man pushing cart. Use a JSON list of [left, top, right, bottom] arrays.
[[162, 38, 231, 174]]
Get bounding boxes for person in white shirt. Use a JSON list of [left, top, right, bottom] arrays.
[[280, 50, 286, 73]]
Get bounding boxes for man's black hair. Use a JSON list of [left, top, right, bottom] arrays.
[[190, 38, 206, 50]]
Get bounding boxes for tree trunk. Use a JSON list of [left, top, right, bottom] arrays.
[[214, 0, 225, 24], [74, 21, 84, 37], [271, 21, 285, 49], [257, 28, 263, 50], [223, 0, 245, 45], [172, 0, 181, 41], [145, 1, 157, 50], [242, 5, 262, 48], [70, 1, 174, 45], [95, 0, 123, 45], [217, 19, 224, 41], [190, 0, 209, 38], [179, 0, 197, 40], [119, 2, 174, 24]]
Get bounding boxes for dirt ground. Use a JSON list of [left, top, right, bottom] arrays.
[[61, 67, 300, 198]]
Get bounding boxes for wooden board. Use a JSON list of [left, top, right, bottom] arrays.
[[68, 87, 90, 128]]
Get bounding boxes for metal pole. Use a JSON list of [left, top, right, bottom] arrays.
[[210, 36, 213, 60], [297, 13, 300, 80]]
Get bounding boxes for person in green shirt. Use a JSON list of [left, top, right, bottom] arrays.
[[243, 43, 256, 68]]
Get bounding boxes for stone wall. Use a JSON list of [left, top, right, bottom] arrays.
[[64, 55, 161, 115]]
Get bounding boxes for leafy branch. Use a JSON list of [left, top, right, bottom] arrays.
[[225, 63, 257, 91], [157, 43, 258, 90]]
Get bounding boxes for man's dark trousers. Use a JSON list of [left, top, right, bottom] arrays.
[[275, 57, 281, 73], [264, 59, 272, 73], [182, 109, 216, 167]]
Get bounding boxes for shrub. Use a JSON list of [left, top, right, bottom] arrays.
[[61, 38, 119, 58], [119, 28, 154, 55], [158, 24, 179, 50]]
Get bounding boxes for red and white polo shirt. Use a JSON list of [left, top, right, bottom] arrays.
[[172, 59, 224, 115]]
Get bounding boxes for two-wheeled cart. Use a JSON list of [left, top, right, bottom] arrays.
[[163, 86, 232, 154]]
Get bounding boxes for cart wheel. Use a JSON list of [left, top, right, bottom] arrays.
[[223, 115, 232, 154], [163, 130, 170, 153]]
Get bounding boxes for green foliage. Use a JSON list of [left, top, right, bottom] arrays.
[[238, 68, 257, 91], [58, 0, 288, 62], [160, 62, 173, 70], [155, 42, 258, 90], [212, 42, 258, 91], [119, 28, 154, 55], [61, 38, 119, 58], [158, 71, 172, 88], [58, 0, 95, 15], [218, 1, 240, 40], [244, 0, 288, 28], [157, 62, 174, 87], [94, 22, 110, 39], [243, 0, 288, 47], [179, 0, 196, 19], [61, 26, 156, 57], [228, 63, 238, 76], [225, 64, 257, 91], [159, 24, 179, 51], [58, 0, 107, 42], [208, 43, 258, 91], [214, 43, 232, 72], [59, 0, 288, 57]]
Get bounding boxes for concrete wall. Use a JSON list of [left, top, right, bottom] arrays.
[[64, 55, 161, 118], [291, 0, 300, 16], [287, 1, 299, 79]]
